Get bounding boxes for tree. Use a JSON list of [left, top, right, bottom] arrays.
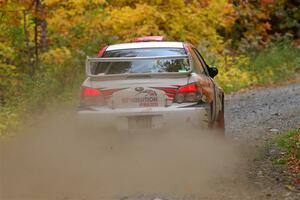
[[102, 0, 235, 54]]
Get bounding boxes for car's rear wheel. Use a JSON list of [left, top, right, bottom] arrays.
[[216, 95, 225, 135], [208, 97, 225, 136]]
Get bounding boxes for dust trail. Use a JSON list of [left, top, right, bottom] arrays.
[[0, 112, 253, 200]]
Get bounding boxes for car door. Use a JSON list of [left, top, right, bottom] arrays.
[[192, 47, 223, 122]]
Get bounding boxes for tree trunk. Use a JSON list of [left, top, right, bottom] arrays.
[[23, 10, 32, 75], [40, 19, 47, 52], [33, 0, 41, 77], [39, 0, 47, 52]]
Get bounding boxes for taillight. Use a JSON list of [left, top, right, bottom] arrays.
[[175, 83, 202, 103], [82, 87, 101, 97], [81, 87, 104, 106], [178, 84, 197, 93], [81, 87, 126, 107]]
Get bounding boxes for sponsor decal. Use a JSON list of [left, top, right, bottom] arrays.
[[135, 89, 157, 97], [135, 87, 144, 92], [121, 89, 159, 107], [139, 102, 158, 107]]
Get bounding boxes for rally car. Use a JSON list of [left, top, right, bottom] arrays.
[[78, 36, 224, 133]]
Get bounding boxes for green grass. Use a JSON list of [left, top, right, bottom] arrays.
[[247, 41, 300, 85], [0, 54, 84, 137], [270, 129, 300, 181], [217, 41, 300, 93], [275, 130, 300, 157]]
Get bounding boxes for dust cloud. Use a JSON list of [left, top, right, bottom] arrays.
[[0, 112, 250, 200]]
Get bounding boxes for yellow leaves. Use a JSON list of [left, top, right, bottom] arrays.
[[45, 0, 106, 47], [44, 0, 104, 8], [103, 0, 234, 54], [43, 0, 61, 6], [0, 40, 20, 104], [90, 0, 106, 5], [43, 0, 236, 56], [215, 54, 255, 92], [0, 106, 20, 136], [0, 42, 14, 59], [0, 63, 16, 71], [104, 4, 164, 42], [41, 47, 71, 65], [108, 0, 163, 7], [0, 63, 20, 104]]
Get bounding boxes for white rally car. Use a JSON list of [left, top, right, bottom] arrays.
[[78, 36, 224, 133]]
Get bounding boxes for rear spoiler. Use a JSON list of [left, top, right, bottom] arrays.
[[85, 55, 192, 78]]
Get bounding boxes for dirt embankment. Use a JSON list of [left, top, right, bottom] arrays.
[[0, 83, 299, 200]]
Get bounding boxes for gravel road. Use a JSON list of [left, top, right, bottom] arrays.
[[226, 83, 300, 140], [0, 83, 300, 200]]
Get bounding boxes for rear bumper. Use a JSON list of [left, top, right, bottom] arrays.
[[77, 105, 209, 130]]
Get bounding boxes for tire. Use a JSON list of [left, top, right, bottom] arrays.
[[208, 97, 225, 136], [216, 96, 225, 135]]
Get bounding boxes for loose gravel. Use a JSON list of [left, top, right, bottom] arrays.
[[0, 83, 299, 200]]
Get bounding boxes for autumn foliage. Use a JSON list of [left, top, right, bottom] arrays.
[[0, 0, 299, 134]]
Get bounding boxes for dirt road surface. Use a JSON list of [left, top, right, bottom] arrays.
[[0, 83, 300, 200], [226, 83, 300, 141]]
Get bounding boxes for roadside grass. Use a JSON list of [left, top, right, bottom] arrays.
[[247, 42, 300, 85], [217, 41, 300, 93], [0, 78, 81, 137], [0, 50, 84, 137], [270, 129, 300, 184]]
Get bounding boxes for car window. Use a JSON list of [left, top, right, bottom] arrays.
[[90, 48, 191, 75], [103, 48, 186, 57], [189, 48, 205, 74], [192, 48, 209, 75]]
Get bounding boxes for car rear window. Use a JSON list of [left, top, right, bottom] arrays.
[[90, 48, 190, 75]]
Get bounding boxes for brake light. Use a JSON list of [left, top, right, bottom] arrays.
[[178, 84, 197, 93], [81, 87, 127, 107], [175, 84, 202, 103], [81, 87, 104, 106], [82, 87, 101, 97]]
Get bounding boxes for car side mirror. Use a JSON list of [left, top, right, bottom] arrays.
[[208, 66, 218, 78]]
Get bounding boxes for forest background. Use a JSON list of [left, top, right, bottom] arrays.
[[0, 0, 299, 135]]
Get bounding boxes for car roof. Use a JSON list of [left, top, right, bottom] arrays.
[[106, 42, 184, 51]]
